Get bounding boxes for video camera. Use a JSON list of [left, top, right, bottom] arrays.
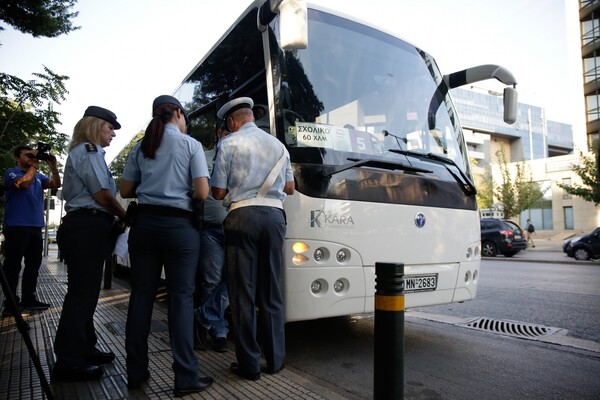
[[26, 142, 53, 162]]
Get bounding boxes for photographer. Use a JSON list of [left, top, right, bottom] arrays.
[[2, 144, 61, 317]]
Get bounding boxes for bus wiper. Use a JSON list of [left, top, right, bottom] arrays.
[[321, 158, 432, 178], [388, 149, 477, 196]]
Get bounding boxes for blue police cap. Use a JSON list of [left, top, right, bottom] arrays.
[[83, 106, 121, 130], [152, 95, 189, 124]]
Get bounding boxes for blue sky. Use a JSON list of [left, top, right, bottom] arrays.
[[0, 0, 585, 161]]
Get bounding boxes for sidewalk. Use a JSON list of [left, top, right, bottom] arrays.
[[0, 253, 350, 400], [487, 233, 599, 264]]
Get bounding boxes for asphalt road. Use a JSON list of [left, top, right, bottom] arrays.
[[284, 257, 600, 400]]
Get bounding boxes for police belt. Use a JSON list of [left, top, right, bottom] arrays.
[[65, 208, 114, 222], [202, 223, 223, 230], [137, 204, 193, 219]]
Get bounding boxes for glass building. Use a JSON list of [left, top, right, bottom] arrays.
[[580, 0, 600, 147], [451, 87, 573, 169]]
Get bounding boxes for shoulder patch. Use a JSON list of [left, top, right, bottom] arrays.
[[85, 143, 98, 152]]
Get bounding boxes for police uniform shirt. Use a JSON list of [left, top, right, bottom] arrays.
[[122, 123, 209, 212], [3, 167, 49, 227], [62, 142, 116, 213], [211, 122, 293, 209]]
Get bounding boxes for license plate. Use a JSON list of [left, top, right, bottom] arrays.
[[515, 234, 522, 240], [404, 274, 437, 293]]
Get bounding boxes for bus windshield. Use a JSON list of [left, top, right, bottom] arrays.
[[276, 8, 470, 178]]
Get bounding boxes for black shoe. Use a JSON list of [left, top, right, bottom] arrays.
[[261, 364, 285, 374], [1, 307, 32, 320], [127, 370, 150, 390], [194, 322, 211, 351], [230, 362, 260, 381], [173, 376, 214, 397], [20, 300, 50, 311], [84, 348, 115, 365], [51, 363, 103, 382], [212, 337, 228, 353], [2, 307, 16, 318]]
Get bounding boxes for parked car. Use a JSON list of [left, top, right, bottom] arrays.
[[480, 218, 527, 257], [566, 227, 600, 260], [563, 236, 580, 253]]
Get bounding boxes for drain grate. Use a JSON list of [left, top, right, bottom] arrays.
[[461, 317, 560, 338]]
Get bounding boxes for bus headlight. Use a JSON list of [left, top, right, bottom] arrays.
[[293, 242, 309, 253], [311, 279, 327, 295], [336, 248, 349, 263], [314, 247, 328, 262], [293, 254, 308, 265], [333, 279, 346, 293]]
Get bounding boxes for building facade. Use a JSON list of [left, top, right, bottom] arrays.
[[451, 87, 598, 234], [580, 0, 600, 148]]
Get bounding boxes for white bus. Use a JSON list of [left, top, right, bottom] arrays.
[[166, 0, 518, 322]]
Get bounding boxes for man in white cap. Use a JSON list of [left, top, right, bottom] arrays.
[[211, 97, 294, 380]]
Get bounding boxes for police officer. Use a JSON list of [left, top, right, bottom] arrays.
[[193, 122, 230, 353], [211, 97, 295, 380], [52, 106, 126, 382], [120, 95, 212, 396]]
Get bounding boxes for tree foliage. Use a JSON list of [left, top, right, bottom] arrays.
[[0, 0, 78, 219], [0, 0, 79, 39], [110, 131, 144, 188], [494, 146, 544, 219], [475, 164, 494, 210], [0, 67, 70, 183], [556, 144, 600, 205]]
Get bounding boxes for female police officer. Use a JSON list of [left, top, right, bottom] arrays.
[[52, 106, 126, 382], [119, 95, 212, 396]]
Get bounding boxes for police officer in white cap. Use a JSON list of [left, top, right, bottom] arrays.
[[211, 97, 294, 380]]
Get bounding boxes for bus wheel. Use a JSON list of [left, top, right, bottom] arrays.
[[482, 241, 497, 257]]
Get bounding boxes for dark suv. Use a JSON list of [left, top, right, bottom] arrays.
[[480, 218, 527, 257], [566, 227, 600, 260]]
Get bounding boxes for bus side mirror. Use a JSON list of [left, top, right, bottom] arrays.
[[280, 0, 308, 49], [503, 87, 518, 125]]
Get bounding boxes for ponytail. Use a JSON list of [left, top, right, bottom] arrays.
[[140, 104, 178, 159]]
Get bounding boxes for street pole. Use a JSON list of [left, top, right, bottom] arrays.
[[374, 262, 404, 399]]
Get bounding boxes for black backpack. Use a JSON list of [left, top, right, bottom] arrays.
[[527, 224, 535, 233]]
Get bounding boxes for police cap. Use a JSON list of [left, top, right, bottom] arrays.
[[152, 95, 189, 124], [217, 97, 254, 120], [83, 106, 121, 130]]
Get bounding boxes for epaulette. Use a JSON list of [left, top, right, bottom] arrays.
[[85, 143, 98, 152]]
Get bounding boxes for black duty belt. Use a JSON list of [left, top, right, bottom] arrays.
[[137, 204, 193, 219], [203, 223, 223, 230], [66, 208, 114, 222]]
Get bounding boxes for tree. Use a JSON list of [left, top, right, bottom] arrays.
[[109, 131, 144, 188], [0, 0, 79, 39], [494, 146, 544, 219], [0, 0, 79, 219], [475, 164, 494, 210], [556, 144, 600, 205]]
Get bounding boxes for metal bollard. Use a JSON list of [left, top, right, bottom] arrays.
[[374, 262, 404, 399]]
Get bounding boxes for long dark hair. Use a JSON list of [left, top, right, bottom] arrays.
[[141, 104, 179, 159]]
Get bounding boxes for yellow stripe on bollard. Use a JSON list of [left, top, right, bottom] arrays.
[[375, 294, 404, 311]]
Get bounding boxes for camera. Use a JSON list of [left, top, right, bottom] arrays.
[[26, 142, 53, 162]]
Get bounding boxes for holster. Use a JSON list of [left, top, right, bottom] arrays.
[[191, 199, 204, 230], [124, 201, 139, 227]]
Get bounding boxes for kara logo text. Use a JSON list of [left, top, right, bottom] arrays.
[[310, 208, 355, 228]]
